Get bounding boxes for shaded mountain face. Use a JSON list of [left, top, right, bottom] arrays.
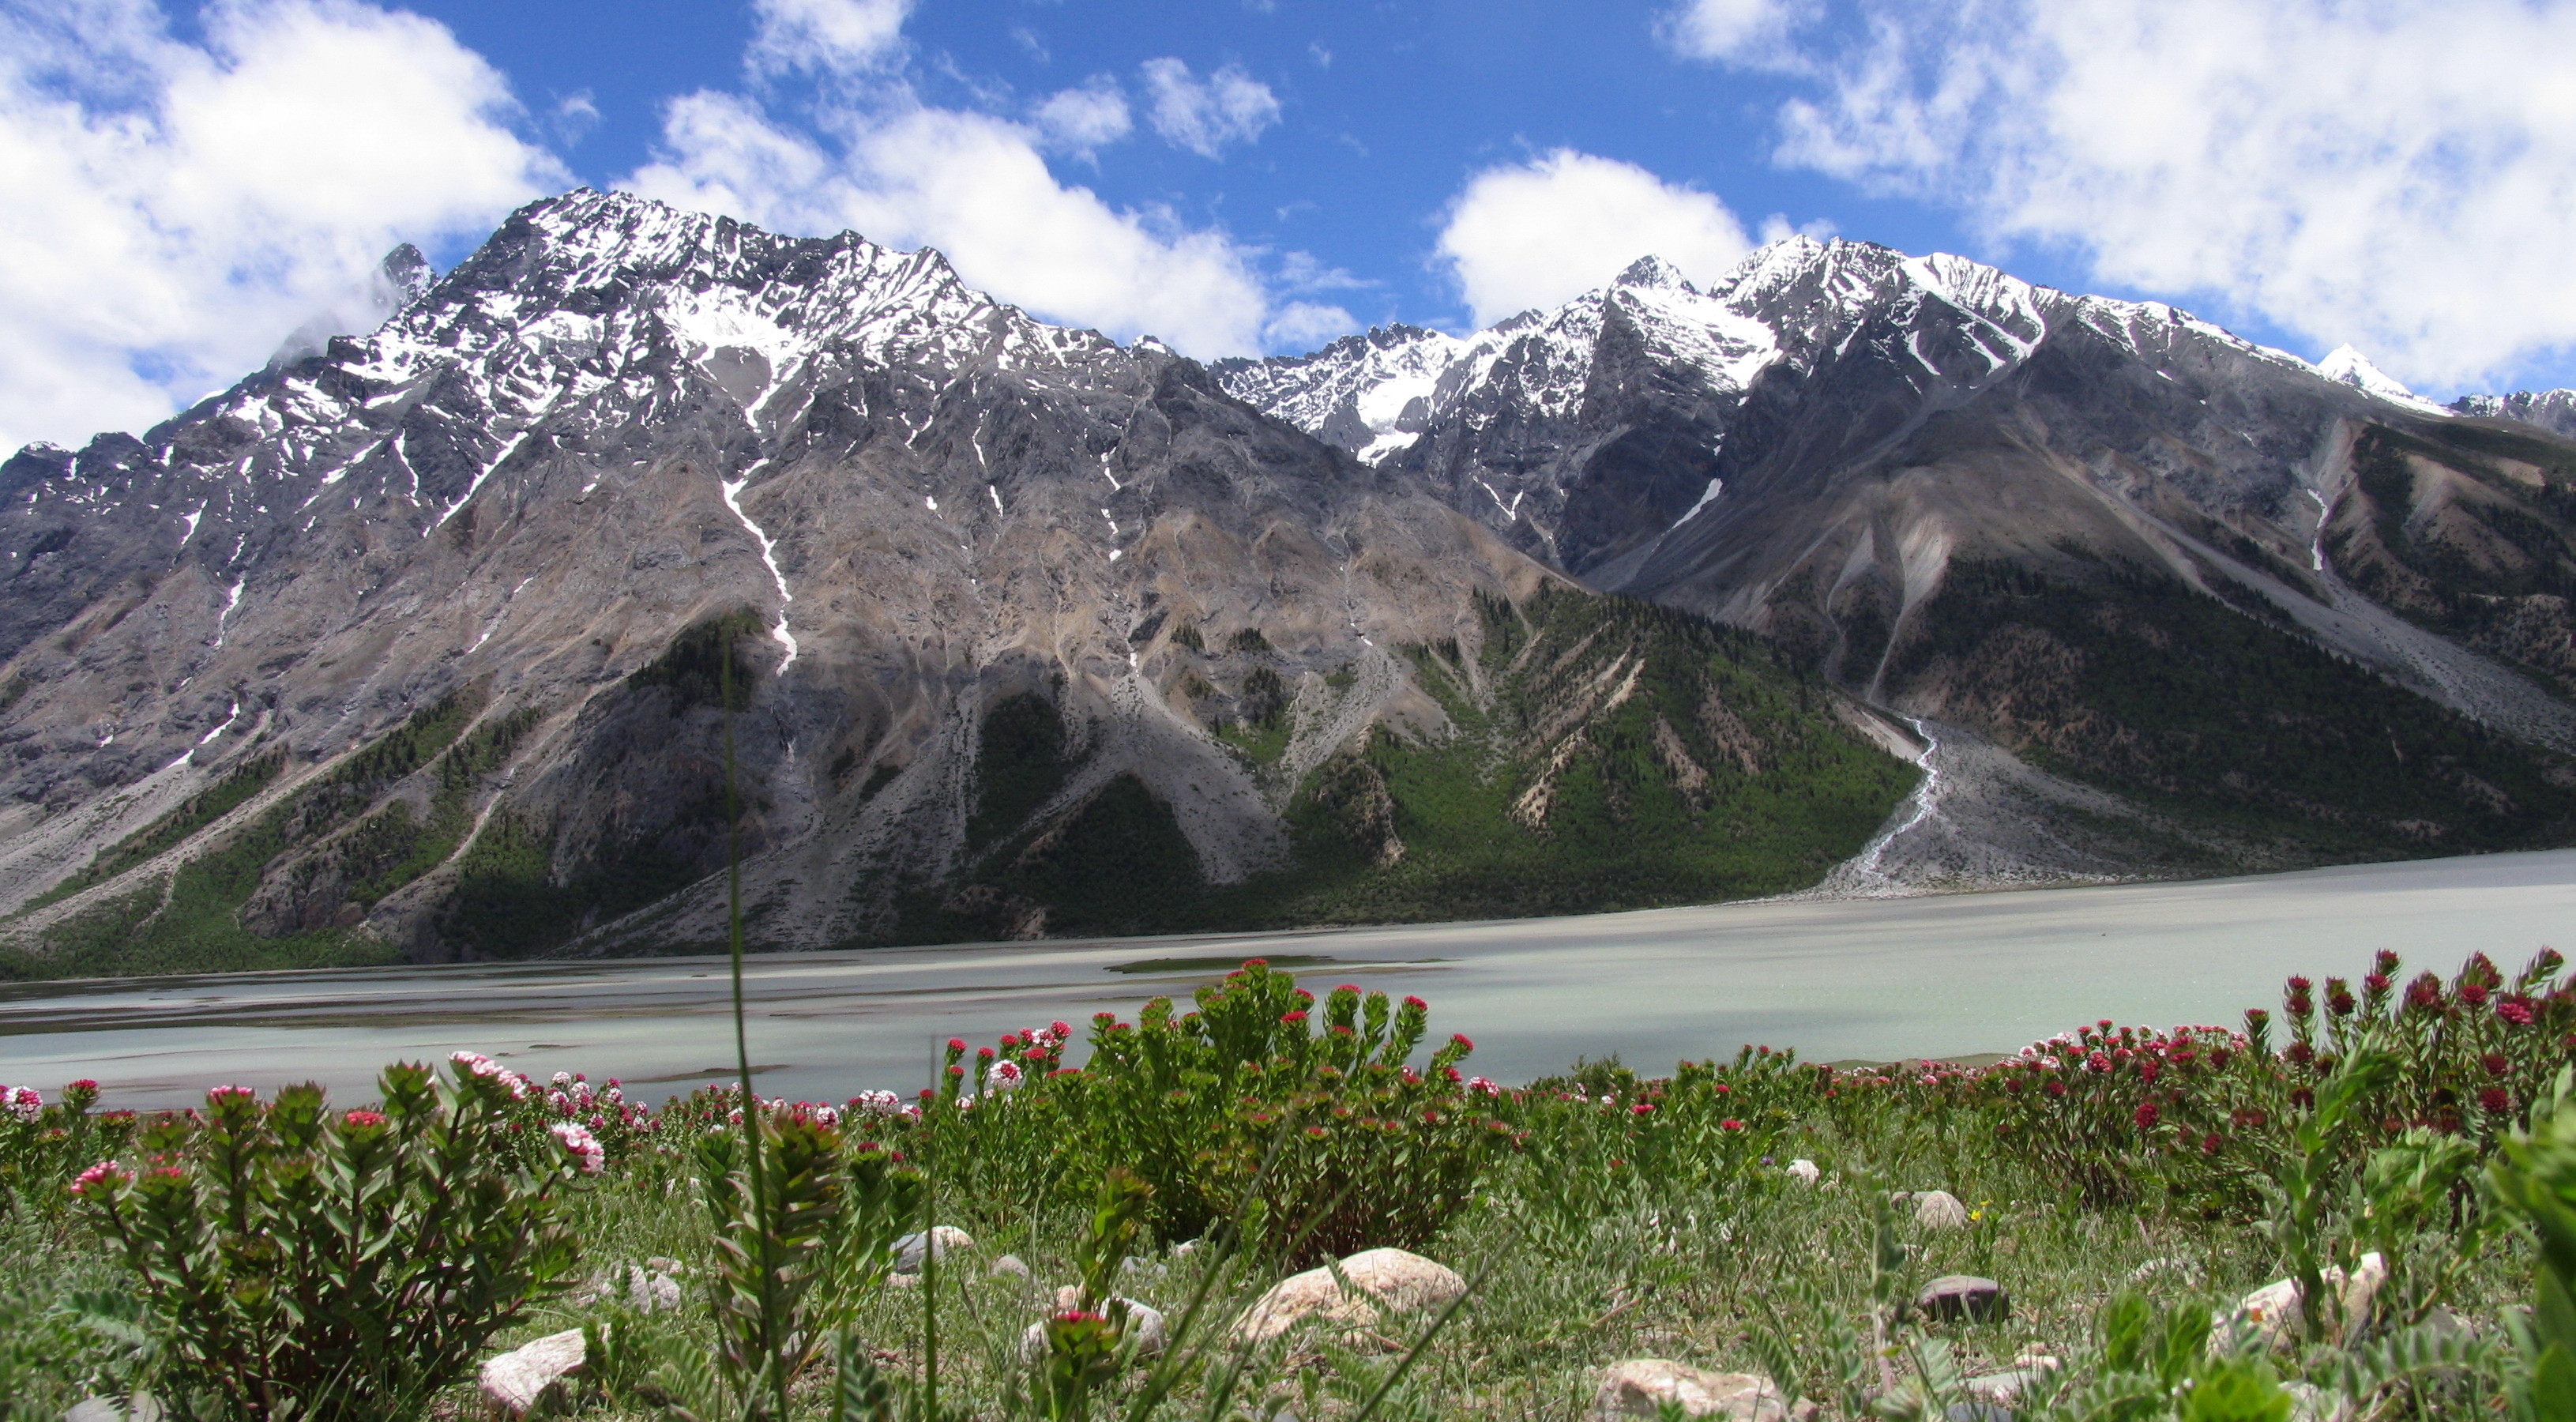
[[1220, 239, 2576, 860], [0, 192, 1914, 975]]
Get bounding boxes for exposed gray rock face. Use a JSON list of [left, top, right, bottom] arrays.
[[0, 190, 1557, 964], [1224, 240, 2576, 875]]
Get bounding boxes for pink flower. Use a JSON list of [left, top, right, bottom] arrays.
[[990, 1060, 1025, 1092], [2, 1085, 42, 1123], [1631, 1103, 1654, 1116], [2461, 982, 2491, 1008], [70, 1160, 129, 1196], [946, 1037, 968, 1054], [2482, 1087, 2513, 1115], [343, 1109, 388, 1130], [2134, 1101, 2160, 1130], [1450, 1033, 1474, 1051], [2502, 999, 2538, 1026], [1719, 1118, 1744, 1132], [550, 1120, 606, 1174], [2086, 1051, 2113, 1074], [1464, 1076, 1501, 1097]]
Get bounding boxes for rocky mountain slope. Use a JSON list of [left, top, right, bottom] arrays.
[[1220, 241, 2576, 880], [5, 197, 2570, 976], [0, 192, 1916, 975]]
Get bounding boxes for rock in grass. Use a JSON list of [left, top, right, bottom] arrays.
[[1915, 1275, 2010, 1323], [1018, 1300, 1170, 1365], [1591, 1360, 1797, 1420], [1913, 1191, 1970, 1229], [1963, 1356, 2058, 1406], [66, 1399, 163, 1422], [479, 1328, 589, 1416], [1231, 1247, 1466, 1344], [893, 1225, 976, 1274], [2227, 1252, 2386, 1349]]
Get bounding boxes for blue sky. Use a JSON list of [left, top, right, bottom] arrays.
[[5, 0, 2575, 450]]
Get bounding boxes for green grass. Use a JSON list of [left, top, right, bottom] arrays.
[[0, 953, 2534, 1422]]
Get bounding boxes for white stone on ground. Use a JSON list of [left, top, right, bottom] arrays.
[[893, 1225, 976, 1274], [1591, 1360, 1796, 1420], [1231, 1247, 1466, 1344], [1018, 1299, 1169, 1364], [66, 1399, 163, 1422], [1913, 1190, 1969, 1228], [2226, 1252, 2386, 1349], [479, 1328, 589, 1416]]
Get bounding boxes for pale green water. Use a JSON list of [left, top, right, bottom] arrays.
[[3, 849, 2570, 1110]]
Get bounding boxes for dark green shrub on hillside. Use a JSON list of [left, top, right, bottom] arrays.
[[630, 608, 769, 713]]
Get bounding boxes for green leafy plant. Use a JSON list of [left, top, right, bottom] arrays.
[[1047, 961, 1512, 1263], [71, 1059, 588, 1420], [2487, 1066, 2576, 1421]]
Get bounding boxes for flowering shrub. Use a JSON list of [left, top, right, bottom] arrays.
[[1833, 949, 2576, 1215], [0, 1079, 144, 1213], [932, 961, 1518, 1265], [70, 1056, 589, 1420]]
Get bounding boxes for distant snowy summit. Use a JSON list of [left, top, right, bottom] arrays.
[[1221, 241, 2575, 472]]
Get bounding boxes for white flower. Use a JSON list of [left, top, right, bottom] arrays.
[[2, 1085, 39, 1123], [550, 1120, 606, 1175], [1464, 1076, 1502, 1097], [551, 1071, 573, 1089], [1787, 1158, 1822, 1187], [853, 1089, 903, 1116], [989, 1061, 1025, 1093]]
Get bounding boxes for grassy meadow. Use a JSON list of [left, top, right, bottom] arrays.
[[1, 950, 2570, 1421]]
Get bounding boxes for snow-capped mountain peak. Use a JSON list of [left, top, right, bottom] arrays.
[[2317, 344, 2451, 416], [1614, 254, 1693, 291]]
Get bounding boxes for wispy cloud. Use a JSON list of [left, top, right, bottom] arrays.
[[1139, 58, 1280, 158]]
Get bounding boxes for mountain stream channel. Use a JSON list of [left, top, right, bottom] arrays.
[[3, 848, 2571, 1108]]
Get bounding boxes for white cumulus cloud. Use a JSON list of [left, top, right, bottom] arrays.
[[0, 0, 562, 451], [1436, 149, 1757, 327], [1139, 58, 1281, 158], [1751, 0, 2576, 389]]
